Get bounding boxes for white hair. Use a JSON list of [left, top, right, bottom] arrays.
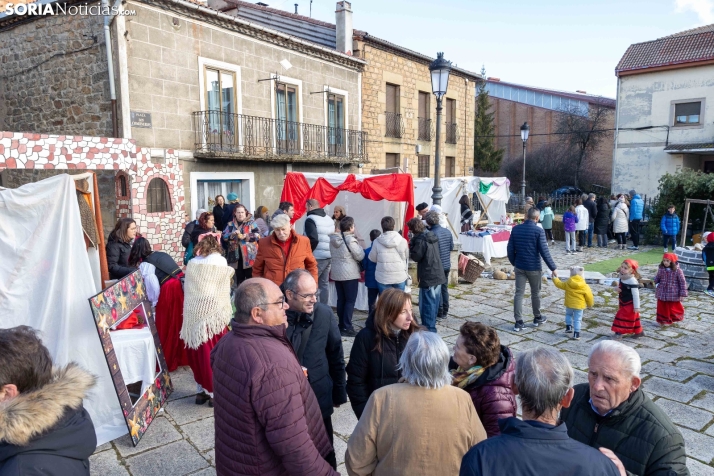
[[588, 340, 641, 378], [398, 332, 452, 389], [271, 213, 291, 230], [514, 347, 573, 418], [195, 208, 207, 219]]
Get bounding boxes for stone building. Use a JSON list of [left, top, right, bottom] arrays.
[[353, 33, 479, 178], [484, 78, 616, 189], [0, 0, 366, 225], [613, 24, 714, 197]]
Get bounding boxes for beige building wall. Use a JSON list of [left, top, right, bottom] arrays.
[[613, 64, 714, 197], [356, 41, 475, 177], [124, 1, 361, 151]]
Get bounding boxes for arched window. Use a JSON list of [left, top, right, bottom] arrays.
[[147, 178, 171, 213]]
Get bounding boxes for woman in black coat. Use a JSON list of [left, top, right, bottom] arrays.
[[190, 212, 217, 246], [212, 195, 226, 233], [106, 218, 137, 279], [594, 197, 611, 248], [346, 288, 421, 418]]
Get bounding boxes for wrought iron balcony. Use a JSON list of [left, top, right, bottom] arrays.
[[385, 112, 404, 138], [192, 111, 367, 162], [418, 117, 433, 141], [445, 122, 459, 144]]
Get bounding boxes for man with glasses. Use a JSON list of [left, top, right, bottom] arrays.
[[283, 269, 346, 469], [211, 277, 338, 476]]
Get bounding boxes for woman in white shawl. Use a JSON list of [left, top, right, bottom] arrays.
[[180, 233, 234, 406]]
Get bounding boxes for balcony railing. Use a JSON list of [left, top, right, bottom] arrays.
[[418, 117, 433, 141], [385, 112, 404, 138], [192, 111, 367, 161], [445, 122, 459, 144]]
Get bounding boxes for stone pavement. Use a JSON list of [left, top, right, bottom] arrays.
[[91, 244, 714, 475]]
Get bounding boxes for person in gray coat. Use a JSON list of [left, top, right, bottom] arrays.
[[329, 217, 365, 336], [305, 199, 335, 305], [425, 211, 453, 320]]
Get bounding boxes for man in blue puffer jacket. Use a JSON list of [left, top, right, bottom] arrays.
[[660, 204, 681, 252], [628, 190, 645, 250], [507, 207, 558, 332], [426, 211, 454, 319]]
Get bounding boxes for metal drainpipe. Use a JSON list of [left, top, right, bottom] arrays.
[[103, 0, 119, 138]]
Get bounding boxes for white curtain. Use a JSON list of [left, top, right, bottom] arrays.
[[0, 174, 127, 445]]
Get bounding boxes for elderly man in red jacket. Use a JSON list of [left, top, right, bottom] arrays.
[[211, 277, 338, 476]]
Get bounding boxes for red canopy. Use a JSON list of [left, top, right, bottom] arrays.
[[280, 172, 415, 239]]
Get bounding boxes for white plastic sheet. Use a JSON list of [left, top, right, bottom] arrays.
[[0, 174, 127, 445]]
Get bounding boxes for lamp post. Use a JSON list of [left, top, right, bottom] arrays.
[[520, 121, 530, 208], [429, 52, 452, 205]]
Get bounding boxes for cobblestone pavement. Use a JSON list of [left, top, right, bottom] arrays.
[[91, 244, 714, 475]]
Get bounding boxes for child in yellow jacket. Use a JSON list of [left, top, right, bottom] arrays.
[[552, 266, 594, 340]]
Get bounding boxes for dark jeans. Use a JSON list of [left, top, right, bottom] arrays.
[[708, 270, 714, 291], [630, 220, 641, 247], [438, 269, 450, 316], [616, 232, 627, 245], [377, 280, 406, 294], [544, 228, 553, 241], [323, 416, 336, 469], [597, 233, 608, 247], [367, 287, 379, 312], [233, 256, 253, 287], [335, 279, 358, 331], [577, 230, 586, 247], [663, 234, 677, 251], [419, 285, 441, 332], [587, 223, 594, 247]]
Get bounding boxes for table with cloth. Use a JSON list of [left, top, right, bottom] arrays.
[[460, 230, 511, 266], [110, 327, 158, 396]]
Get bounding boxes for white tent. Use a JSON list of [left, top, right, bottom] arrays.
[[0, 175, 127, 446], [414, 176, 511, 240]]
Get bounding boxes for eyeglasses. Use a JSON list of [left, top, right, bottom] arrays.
[[290, 290, 321, 300], [259, 295, 287, 308]]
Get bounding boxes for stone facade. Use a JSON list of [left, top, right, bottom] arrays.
[[0, 6, 113, 137], [354, 38, 476, 178], [0, 131, 186, 261]]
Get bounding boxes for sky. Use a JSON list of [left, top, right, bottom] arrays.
[[265, 0, 714, 98]]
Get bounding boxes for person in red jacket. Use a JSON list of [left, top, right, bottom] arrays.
[[211, 277, 337, 476], [451, 322, 516, 438]]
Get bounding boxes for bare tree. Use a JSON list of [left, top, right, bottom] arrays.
[[554, 98, 613, 188]]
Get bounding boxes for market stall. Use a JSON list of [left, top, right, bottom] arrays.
[[459, 226, 512, 265], [413, 176, 510, 241], [281, 172, 415, 310]]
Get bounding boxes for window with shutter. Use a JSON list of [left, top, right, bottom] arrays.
[[418, 155, 430, 178], [674, 102, 701, 125], [445, 156, 455, 177], [386, 153, 400, 169], [386, 84, 399, 114]]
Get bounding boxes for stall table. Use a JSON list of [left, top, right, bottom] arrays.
[[459, 230, 511, 266]]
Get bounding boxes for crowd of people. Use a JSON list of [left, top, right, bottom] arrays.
[[3, 191, 707, 476]]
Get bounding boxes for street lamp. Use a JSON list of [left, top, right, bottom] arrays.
[[520, 121, 530, 208], [429, 52, 452, 205]]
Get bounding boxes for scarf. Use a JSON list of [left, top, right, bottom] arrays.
[[180, 261, 235, 349], [451, 365, 485, 389]]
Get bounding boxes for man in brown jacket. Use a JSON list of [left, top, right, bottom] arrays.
[[253, 213, 318, 286], [211, 277, 337, 476]]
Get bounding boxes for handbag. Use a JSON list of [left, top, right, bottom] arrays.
[[342, 231, 364, 272]]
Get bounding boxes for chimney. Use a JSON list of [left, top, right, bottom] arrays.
[[335, 1, 353, 55], [294, 3, 298, 14]]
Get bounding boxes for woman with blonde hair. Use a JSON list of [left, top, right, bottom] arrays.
[[346, 288, 420, 418], [181, 234, 234, 406]]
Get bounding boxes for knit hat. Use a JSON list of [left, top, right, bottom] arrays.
[[416, 202, 429, 211], [227, 192, 239, 202], [707, 232, 714, 243], [430, 204, 443, 213], [663, 253, 678, 263], [624, 259, 639, 271], [570, 266, 584, 277]]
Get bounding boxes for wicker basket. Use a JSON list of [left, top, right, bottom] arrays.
[[458, 253, 485, 283]]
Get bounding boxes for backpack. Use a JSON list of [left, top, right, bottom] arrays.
[[183, 241, 194, 265]]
